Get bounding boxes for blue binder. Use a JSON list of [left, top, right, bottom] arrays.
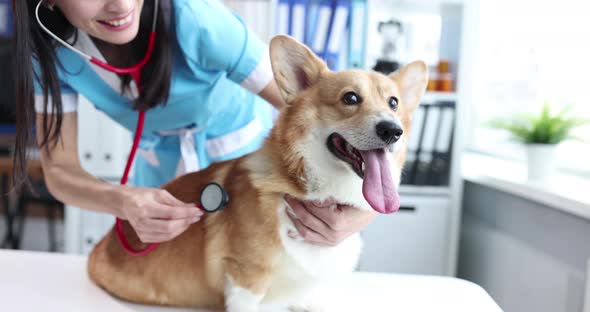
[[323, 0, 350, 71], [347, 0, 367, 69], [310, 0, 333, 62], [276, 0, 291, 35], [0, 0, 13, 38], [289, 0, 308, 43], [305, 0, 321, 46]]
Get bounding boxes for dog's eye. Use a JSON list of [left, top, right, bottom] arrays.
[[388, 97, 399, 111], [343, 92, 361, 105]]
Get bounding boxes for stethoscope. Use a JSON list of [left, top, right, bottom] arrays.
[[35, 0, 229, 256]]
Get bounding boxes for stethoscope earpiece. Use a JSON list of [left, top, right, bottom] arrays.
[[199, 183, 229, 213]]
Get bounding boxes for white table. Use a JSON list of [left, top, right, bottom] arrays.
[[0, 250, 503, 311]]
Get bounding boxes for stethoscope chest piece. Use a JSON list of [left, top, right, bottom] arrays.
[[200, 183, 229, 213]]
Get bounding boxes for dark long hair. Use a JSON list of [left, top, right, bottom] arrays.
[[12, 0, 172, 192]]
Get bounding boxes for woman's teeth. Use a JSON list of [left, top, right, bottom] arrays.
[[104, 14, 132, 27]]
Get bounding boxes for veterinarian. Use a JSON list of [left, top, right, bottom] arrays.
[[11, 0, 376, 246]]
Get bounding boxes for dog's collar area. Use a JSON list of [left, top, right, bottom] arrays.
[[200, 183, 229, 213]]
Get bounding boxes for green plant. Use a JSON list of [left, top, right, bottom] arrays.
[[487, 102, 589, 144]]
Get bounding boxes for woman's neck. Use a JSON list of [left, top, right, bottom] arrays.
[[91, 37, 132, 68]]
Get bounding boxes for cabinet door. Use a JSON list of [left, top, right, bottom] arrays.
[[358, 195, 450, 275], [77, 96, 132, 179], [80, 210, 114, 255], [77, 97, 99, 175], [65, 205, 114, 255]]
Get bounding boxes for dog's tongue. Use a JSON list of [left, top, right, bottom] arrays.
[[359, 149, 400, 214]]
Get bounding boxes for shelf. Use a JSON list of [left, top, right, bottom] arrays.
[[399, 185, 451, 196], [370, 0, 465, 12], [462, 152, 590, 221], [421, 91, 457, 104]]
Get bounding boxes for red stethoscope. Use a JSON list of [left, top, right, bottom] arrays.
[[35, 0, 228, 256]]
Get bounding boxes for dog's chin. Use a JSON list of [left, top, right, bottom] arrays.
[[326, 133, 366, 178]]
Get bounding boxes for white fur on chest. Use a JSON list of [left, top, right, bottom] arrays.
[[277, 202, 362, 278], [262, 202, 362, 305]]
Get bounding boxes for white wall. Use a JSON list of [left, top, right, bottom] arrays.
[[459, 182, 589, 312]]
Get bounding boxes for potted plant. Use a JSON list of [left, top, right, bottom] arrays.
[[488, 102, 588, 180]]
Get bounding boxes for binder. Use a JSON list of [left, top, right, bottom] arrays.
[[347, 0, 367, 69], [401, 105, 425, 184], [276, 0, 290, 35], [323, 0, 350, 70], [414, 104, 439, 185], [289, 0, 307, 43], [427, 102, 455, 185], [305, 0, 321, 46], [402, 100, 456, 186], [310, 0, 333, 61]]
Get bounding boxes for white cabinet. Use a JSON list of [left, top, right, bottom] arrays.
[[65, 205, 113, 255], [65, 98, 131, 255], [359, 194, 450, 275], [357, 0, 472, 276], [77, 96, 132, 179]]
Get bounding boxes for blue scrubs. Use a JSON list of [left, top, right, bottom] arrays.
[[34, 0, 275, 187]]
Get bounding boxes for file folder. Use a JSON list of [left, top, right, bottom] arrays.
[[414, 104, 440, 185], [311, 0, 333, 61], [276, 0, 290, 35], [402, 100, 456, 186], [347, 0, 367, 69], [401, 105, 425, 184], [305, 0, 321, 46], [427, 101, 455, 185], [323, 0, 350, 70], [289, 0, 307, 43]]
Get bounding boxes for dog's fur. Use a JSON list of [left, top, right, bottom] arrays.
[[88, 35, 428, 311]]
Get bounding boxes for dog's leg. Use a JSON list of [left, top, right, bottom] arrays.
[[225, 278, 264, 312], [224, 260, 274, 312], [287, 285, 330, 312]]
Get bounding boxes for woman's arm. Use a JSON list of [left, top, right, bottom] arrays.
[[37, 112, 203, 243], [37, 112, 121, 215], [258, 79, 287, 110]]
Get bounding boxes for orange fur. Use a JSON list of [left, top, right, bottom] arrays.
[[87, 35, 428, 311]]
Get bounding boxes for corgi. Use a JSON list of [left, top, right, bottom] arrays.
[[87, 35, 428, 312]]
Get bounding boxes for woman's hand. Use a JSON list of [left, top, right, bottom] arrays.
[[118, 186, 204, 243], [284, 195, 377, 246]]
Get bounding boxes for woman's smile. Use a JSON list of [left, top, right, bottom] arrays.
[[97, 10, 135, 32]]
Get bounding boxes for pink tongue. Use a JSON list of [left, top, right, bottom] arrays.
[[359, 149, 400, 214]]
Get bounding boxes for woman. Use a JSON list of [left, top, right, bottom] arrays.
[[12, 0, 375, 246]]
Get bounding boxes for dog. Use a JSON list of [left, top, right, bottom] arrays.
[[88, 35, 428, 312]]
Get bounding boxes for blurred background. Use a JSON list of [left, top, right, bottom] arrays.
[[1, 0, 589, 311]]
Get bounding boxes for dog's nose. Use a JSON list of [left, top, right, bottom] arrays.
[[376, 121, 403, 144]]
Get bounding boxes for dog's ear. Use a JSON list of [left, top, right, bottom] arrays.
[[270, 35, 328, 104], [390, 61, 429, 114]]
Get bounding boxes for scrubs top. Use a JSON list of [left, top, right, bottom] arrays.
[[34, 0, 275, 187]]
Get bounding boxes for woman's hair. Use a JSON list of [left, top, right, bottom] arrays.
[[12, 0, 172, 192]]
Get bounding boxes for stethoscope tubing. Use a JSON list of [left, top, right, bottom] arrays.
[[35, 0, 161, 256]]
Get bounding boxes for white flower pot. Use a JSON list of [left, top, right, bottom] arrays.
[[526, 144, 557, 181]]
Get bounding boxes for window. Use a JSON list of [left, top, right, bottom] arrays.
[[468, 0, 590, 176]]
